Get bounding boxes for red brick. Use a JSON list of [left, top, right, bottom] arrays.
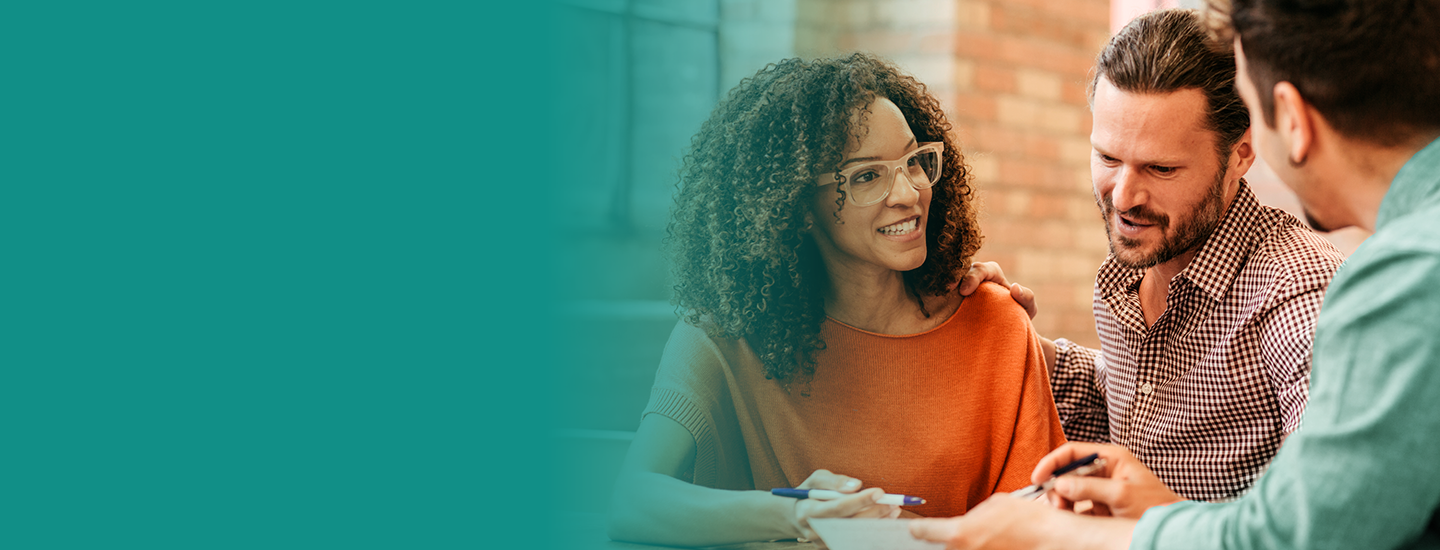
[[1061, 79, 1091, 106], [1069, 194, 1101, 221], [999, 158, 1049, 188], [1008, 161, 1077, 190], [1034, 284, 1098, 315], [1029, 310, 1059, 335], [952, 32, 1004, 60], [1028, 192, 1071, 218], [917, 32, 954, 54], [1062, 311, 1102, 343], [979, 217, 1041, 248], [972, 124, 1027, 156], [935, 0, 1110, 346], [990, 4, 1095, 51], [1003, 35, 1098, 77], [974, 63, 1016, 93], [1024, 133, 1061, 161], [949, 92, 998, 122], [991, 187, 1034, 217], [1035, 219, 1077, 245], [955, 33, 1096, 77], [1000, 0, 1110, 28], [973, 250, 1020, 276]]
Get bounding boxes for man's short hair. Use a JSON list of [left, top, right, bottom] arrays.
[[1205, 0, 1440, 146], [1089, 8, 1250, 160]]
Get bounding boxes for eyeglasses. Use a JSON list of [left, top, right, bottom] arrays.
[[827, 142, 944, 206]]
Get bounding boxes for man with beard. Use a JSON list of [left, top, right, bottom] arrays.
[[914, 0, 1440, 547], [968, 7, 1344, 502]]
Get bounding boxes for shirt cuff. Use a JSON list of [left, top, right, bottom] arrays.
[[1132, 500, 1210, 550]]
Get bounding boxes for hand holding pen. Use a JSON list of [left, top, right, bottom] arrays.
[[772, 488, 925, 506], [1011, 452, 1107, 500], [1025, 442, 1185, 519], [781, 469, 902, 545]]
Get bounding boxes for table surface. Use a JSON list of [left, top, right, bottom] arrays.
[[559, 512, 812, 550]]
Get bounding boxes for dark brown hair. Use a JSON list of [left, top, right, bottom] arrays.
[[666, 53, 981, 383], [1090, 8, 1250, 160], [1204, 0, 1440, 146]]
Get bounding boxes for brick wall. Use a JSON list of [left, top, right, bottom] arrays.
[[797, 0, 1112, 347]]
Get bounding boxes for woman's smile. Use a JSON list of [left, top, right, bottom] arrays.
[[878, 216, 924, 240]]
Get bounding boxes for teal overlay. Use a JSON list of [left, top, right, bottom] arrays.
[[549, 0, 724, 544], [7, 2, 549, 548]]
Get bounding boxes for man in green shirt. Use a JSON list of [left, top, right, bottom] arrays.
[[911, 1, 1440, 548]]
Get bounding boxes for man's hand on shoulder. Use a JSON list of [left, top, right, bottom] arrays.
[[956, 261, 1038, 319], [956, 261, 1055, 373]]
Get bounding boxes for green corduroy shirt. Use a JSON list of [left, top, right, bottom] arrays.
[[1132, 137, 1440, 550]]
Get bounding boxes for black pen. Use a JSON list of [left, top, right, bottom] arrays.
[[1012, 453, 1107, 500]]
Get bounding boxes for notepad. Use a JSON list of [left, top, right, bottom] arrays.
[[808, 519, 945, 550]]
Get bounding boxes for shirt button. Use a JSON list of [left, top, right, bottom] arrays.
[[1139, 382, 1154, 395]]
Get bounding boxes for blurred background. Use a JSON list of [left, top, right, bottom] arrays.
[[550, 0, 1369, 522]]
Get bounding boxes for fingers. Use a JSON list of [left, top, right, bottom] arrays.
[[850, 503, 900, 519], [957, 261, 1009, 296], [1078, 499, 1112, 517], [1053, 476, 1123, 510], [791, 489, 889, 545], [1031, 442, 1102, 484], [1044, 489, 1075, 511], [1030, 442, 1129, 484], [820, 488, 885, 517], [955, 261, 1039, 319], [796, 489, 894, 527], [908, 517, 962, 543], [1010, 283, 1038, 319], [798, 469, 863, 492], [955, 264, 983, 295]]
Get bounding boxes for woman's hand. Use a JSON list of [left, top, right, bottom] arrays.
[[789, 469, 900, 547], [956, 261, 1037, 319], [1032, 442, 1185, 519]]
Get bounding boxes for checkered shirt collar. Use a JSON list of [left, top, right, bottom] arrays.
[[1096, 180, 1267, 302]]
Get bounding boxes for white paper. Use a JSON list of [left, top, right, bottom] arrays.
[[808, 519, 946, 550]]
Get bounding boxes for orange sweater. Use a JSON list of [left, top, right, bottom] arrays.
[[643, 283, 1067, 517]]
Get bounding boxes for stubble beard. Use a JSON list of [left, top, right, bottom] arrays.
[[1098, 170, 1229, 270]]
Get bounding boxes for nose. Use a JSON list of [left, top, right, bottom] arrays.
[[1108, 165, 1146, 213], [884, 168, 921, 207]]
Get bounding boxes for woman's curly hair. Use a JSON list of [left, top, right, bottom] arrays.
[[666, 53, 982, 384]]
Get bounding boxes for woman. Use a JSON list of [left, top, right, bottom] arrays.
[[609, 53, 1065, 547]]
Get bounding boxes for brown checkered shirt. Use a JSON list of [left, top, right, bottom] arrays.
[[1051, 182, 1344, 501]]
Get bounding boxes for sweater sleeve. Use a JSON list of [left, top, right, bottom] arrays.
[[994, 328, 1070, 494], [641, 321, 738, 489]]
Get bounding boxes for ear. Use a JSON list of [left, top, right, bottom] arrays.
[[1271, 81, 1314, 165], [1227, 127, 1257, 183]]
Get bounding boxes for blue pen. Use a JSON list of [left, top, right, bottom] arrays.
[[771, 488, 926, 506]]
